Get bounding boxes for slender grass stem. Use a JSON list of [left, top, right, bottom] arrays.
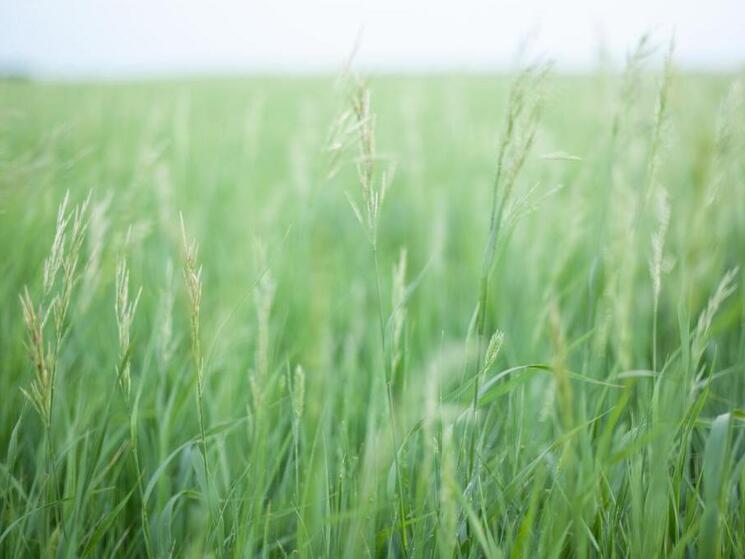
[[127, 400, 155, 559], [372, 245, 409, 554]]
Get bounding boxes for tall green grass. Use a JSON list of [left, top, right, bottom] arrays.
[[1, 49, 744, 557]]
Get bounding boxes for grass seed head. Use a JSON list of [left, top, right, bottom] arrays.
[[114, 257, 142, 399]]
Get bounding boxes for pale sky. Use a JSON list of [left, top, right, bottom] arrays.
[[1, 0, 744, 76]]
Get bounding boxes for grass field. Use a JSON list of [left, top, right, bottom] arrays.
[[1, 52, 745, 557]]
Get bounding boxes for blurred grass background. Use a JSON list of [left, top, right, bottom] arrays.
[[1, 68, 744, 557]]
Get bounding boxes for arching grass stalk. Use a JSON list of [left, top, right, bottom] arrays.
[[180, 215, 220, 550], [113, 256, 153, 558], [20, 191, 90, 535], [644, 39, 674, 373], [468, 65, 548, 482], [339, 75, 408, 553]]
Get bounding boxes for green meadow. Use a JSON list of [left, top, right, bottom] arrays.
[[1, 53, 744, 557]]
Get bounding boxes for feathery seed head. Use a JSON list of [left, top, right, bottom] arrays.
[[483, 329, 505, 373], [693, 267, 739, 363], [180, 213, 204, 382], [114, 257, 142, 398], [649, 188, 671, 299]]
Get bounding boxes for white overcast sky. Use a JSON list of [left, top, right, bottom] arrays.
[[1, 0, 744, 76]]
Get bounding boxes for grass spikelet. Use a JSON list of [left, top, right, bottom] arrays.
[[483, 329, 504, 374], [114, 257, 142, 399], [51, 191, 91, 339], [612, 32, 654, 140], [643, 35, 675, 203], [649, 189, 671, 300], [469, 63, 548, 480], [19, 289, 51, 424], [42, 191, 71, 296], [693, 267, 739, 365], [22, 191, 90, 425], [180, 213, 203, 379], [348, 78, 394, 248], [477, 62, 548, 349], [706, 78, 744, 205], [80, 193, 111, 310], [649, 187, 670, 370], [179, 212, 218, 544]]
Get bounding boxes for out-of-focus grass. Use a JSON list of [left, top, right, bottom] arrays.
[[0, 61, 744, 557]]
